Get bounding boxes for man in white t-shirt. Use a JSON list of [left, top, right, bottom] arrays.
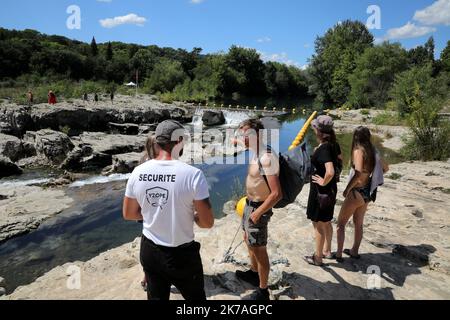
[[123, 120, 214, 300]]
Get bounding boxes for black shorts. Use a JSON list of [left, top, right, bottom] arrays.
[[242, 201, 273, 247], [140, 236, 206, 301]]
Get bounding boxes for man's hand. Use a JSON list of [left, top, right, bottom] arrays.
[[250, 210, 263, 224]]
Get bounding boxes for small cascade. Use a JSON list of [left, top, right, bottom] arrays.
[[191, 108, 253, 127]]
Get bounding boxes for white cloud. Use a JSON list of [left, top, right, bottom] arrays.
[[257, 37, 271, 43], [190, 0, 206, 4], [303, 43, 311, 48], [414, 0, 450, 26], [100, 13, 147, 28], [384, 22, 436, 40], [374, 37, 384, 45], [259, 51, 302, 68]]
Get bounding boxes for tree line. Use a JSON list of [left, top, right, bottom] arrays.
[[0, 28, 309, 102], [308, 20, 449, 111]]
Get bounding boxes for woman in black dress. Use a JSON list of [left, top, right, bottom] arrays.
[[304, 115, 342, 266]]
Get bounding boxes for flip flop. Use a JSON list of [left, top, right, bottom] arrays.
[[303, 254, 324, 267], [343, 249, 361, 259]]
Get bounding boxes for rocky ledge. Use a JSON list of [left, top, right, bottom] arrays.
[[4, 160, 449, 300], [0, 184, 74, 243]]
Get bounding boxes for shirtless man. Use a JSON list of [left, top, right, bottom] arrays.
[[234, 119, 282, 300]]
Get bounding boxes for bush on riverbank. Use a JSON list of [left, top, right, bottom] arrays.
[[401, 93, 450, 161]]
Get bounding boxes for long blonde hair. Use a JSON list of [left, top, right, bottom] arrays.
[[140, 134, 159, 164]]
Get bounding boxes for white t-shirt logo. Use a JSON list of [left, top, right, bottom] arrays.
[[146, 187, 169, 209]]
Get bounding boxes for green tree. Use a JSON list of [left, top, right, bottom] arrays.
[[348, 42, 409, 108], [309, 20, 374, 105], [390, 64, 446, 116], [145, 58, 187, 93], [106, 42, 113, 61], [440, 40, 450, 72], [225, 46, 266, 96], [90, 37, 98, 56], [408, 36, 435, 67]]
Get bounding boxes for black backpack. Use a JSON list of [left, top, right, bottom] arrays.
[[258, 143, 311, 208]]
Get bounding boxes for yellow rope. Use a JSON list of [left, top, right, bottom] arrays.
[[288, 111, 318, 151]]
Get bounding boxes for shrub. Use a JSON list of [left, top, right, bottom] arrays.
[[401, 90, 450, 161]]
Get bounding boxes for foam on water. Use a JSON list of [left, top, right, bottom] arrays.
[[0, 178, 51, 188], [69, 173, 131, 188]]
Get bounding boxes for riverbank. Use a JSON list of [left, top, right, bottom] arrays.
[[0, 96, 252, 243], [329, 109, 410, 152], [3, 160, 450, 300], [0, 185, 73, 243]]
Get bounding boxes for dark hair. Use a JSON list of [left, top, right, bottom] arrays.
[[316, 128, 337, 144], [351, 126, 375, 171], [239, 119, 265, 133]]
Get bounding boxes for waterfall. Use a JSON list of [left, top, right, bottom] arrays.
[[191, 108, 204, 126], [191, 108, 254, 127]]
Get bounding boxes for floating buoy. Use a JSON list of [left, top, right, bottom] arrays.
[[236, 197, 247, 218], [292, 108, 296, 114]]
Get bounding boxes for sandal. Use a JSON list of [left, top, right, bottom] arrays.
[[331, 253, 344, 263], [303, 254, 324, 267], [343, 249, 361, 259], [323, 253, 333, 259]]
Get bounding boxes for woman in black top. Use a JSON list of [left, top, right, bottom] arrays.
[[304, 115, 342, 266]]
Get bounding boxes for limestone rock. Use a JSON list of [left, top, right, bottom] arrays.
[[202, 111, 225, 126], [0, 156, 22, 178], [35, 130, 74, 165]]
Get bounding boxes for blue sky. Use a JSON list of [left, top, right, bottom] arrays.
[[0, 0, 449, 68]]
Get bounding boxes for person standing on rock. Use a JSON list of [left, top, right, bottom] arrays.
[[27, 90, 33, 107], [48, 90, 57, 105], [334, 127, 389, 262], [304, 115, 342, 267], [233, 119, 282, 301], [138, 134, 160, 292], [123, 120, 214, 301], [94, 93, 99, 104], [110, 91, 114, 105]]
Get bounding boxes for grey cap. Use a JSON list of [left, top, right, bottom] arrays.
[[311, 115, 334, 133], [155, 120, 186, 144]]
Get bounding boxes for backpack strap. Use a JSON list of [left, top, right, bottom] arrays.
[[257, 147, 273, 192]]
